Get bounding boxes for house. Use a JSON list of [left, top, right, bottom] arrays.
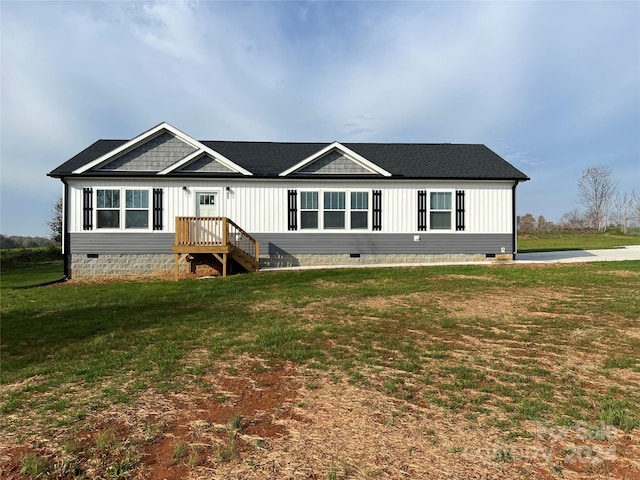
[[48, 122, 529, 279]]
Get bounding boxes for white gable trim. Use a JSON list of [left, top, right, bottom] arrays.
[[72, 122, 252, 176], [278, 141, 392, 177], [158, 148, 247, 175]]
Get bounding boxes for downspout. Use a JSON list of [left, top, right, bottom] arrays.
[[61, 177, 71, 279], [512, 181, 519, 260]]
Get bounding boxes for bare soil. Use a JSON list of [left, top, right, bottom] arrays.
[[2, 359, 638, 479]]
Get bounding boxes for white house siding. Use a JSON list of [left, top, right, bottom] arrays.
[[225, 180, 514, 235], [66, 178, 517, 275], [68, 179, 514, 235]]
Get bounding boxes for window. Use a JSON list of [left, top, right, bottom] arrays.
[[430, 192, 452, 229], [324, 192, 345, 229], [350, 192, 368, 229], [125, 190, 149, 229], [96, 189, 120, 228], [300, 191, 318, 229], [298, 190, 372, 230], [199, 193, 217, 206], [95, 188, 150, 229]]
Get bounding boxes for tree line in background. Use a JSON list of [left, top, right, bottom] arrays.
[[0, 235, 55, 249], [519, 165, 640, 233], [1, 199, 62, 249]]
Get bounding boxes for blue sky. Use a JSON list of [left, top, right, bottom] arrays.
[[1, 0, 639, 237]]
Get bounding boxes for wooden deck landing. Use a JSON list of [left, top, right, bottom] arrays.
[[173, 217, 259, 280]]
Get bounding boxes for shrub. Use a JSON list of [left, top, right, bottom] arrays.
[[1, 245, 62, 269]]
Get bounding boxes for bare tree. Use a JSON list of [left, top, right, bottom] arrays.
[[611, 190, 639, 232], [577, 166, 617, 231], [536, 215, 548, 231], [518, 213, 536, 232], [560, 208, 588, 229], [633, 190, 640, 221], [47, 197, 63, 244]]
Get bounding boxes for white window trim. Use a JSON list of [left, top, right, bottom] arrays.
[[323, 191, 347, 230], [350, 190, 370, 230], [299, 191, 320, 230], [95, 187, 152, 231], [298, 189, 372, 232], [428, 190, 454, 232]]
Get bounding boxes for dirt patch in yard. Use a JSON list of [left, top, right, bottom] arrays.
[[352, 286, 581, 322], [3, 363, 638, 479]]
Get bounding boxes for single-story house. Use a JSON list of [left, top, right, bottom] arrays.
[[48, 122, 529, 279]]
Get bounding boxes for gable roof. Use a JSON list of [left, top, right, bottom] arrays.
[[71, 122, 252, 176], [279, 142, 392, 177], [49, 127, 529, 181]]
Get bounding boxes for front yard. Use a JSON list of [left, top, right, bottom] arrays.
[[1, 260, 639, 478]]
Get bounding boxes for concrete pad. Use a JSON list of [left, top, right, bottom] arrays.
[[516, 245, 640, 263]]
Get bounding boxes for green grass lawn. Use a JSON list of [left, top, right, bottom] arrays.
[[518, 229, 640, 252], [1, 249, 639, 477], [0, 260, 64, 289], [2, 262, 639, 424]]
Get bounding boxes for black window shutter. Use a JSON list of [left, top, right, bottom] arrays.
[[417, 190, 427, 231], [456, 190, 465, 231], [372, 190, 382, 231], [153, 188, 163, 230], [82, 188, 93, 230], [288, 189, 297, 231]]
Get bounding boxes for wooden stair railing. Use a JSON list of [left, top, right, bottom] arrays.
[[173, 217, 259, 279], [226, 218, 260, 272]]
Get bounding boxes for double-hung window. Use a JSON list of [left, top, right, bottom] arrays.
[[95, 188, 150, 229], [96, 189, 120, 228], [125, 190, 149, 229], [299, 190, 370, 230], [350, 191, 368, 229], [430, 192, 452, 230], [300, 191, 319, 229], [324, 192, 346, 229]]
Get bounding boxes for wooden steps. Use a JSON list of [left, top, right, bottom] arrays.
[[173, 217, 259, 280]]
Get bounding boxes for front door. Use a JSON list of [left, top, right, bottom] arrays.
[[196, 192, 219, 217], [195, 192, 220, 243]]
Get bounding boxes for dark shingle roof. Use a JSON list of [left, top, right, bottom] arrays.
[[49, 139, 529, 181]]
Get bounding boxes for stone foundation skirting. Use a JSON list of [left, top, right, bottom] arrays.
[[259, 252, 512, 268], [70, 252, 513, 279], [69, 253, 186, 280]]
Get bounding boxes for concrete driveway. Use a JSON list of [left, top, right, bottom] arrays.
[[516, 245, 640, 263], [262, 246, 640, 273]]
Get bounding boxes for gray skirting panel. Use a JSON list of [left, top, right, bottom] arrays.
[[70, 232, 511, 256]]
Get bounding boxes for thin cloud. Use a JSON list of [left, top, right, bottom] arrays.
[[0, 0, 638, 234]]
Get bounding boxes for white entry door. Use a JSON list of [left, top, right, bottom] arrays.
[[196, 192, 219, 217]]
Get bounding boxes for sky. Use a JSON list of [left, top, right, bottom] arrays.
[[1, 0, 639, 237]]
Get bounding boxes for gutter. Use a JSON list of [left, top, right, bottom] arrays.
[[61, 177, 71, 279], [49, 172, 531, 181], [512, 181, 519, 260]]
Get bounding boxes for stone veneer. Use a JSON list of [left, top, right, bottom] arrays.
[[260, 253, 512, 268], [70, 252, 513, 279], [70, 253, 185, 279]]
